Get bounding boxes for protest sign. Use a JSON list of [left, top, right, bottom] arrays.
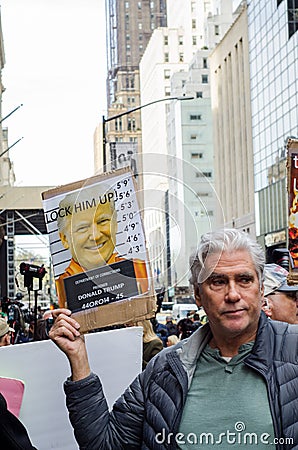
[[0, 327, 143, 450], [42, 167, 156, 332], [287, 137, 298, 285]]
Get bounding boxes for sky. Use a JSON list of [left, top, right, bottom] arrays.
[[0, 0, 107, 188]]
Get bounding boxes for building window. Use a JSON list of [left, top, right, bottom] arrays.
[[192, 19, 196, 29], [203, 57, 208, 68], [139, 44, 143, 51], [179, 53, 184, 62], [115, 118, 122, 132], [192, 36, 197, 45], [126, 76, 134, 89], [288, 0, 298, 38], [214, 25, 219, 35], [202, 74, 208, 83], [190, 114, 202, 120], [197, 192, 209, 197], [191, 152, 203, 157], [165, 86, 171, 96], [179, 35, 183, 45], [196, 91, 203, 98], [138, 23, 142, 30], [164, 52, 169, 62], [125, 1, 129, 8], [190, 135, 197, 141], [196, 171, 212, 177], [138, 1, 141, 9], [164, 35, 168, 45], [150, 1, 155, 8], [164, 69, 171, 79]]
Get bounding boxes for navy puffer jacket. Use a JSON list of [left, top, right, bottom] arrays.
[[64, 312, 298, 449]]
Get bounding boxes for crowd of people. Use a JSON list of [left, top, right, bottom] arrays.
[[1, 227, 298, 448]]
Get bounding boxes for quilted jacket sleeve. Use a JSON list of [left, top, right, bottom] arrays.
[[64, 372, 145, 450]]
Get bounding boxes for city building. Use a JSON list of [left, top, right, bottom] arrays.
[[139, 0, 235, 293], [0, 10, 15, 187], [247, 0, 297, 260], [209, 0, 297, 262], [94, 0, 167, 176], [166, 50, 219, 291], [209, 2, 255, 234]]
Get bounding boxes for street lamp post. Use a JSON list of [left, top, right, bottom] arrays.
[[0, 104, 23, 124], [102, 95, 194, 170]]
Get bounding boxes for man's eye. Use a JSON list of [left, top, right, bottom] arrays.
[[98, 219, 110, 226], [75, 226, 89, 233], [239, 277, 253, 284], [211, 278, 226, 286]]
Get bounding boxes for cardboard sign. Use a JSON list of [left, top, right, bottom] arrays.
[[42, 167, 156, 332], [287, 137, 298, 285]]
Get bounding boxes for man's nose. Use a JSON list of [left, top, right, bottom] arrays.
[[90, 224, 104, 239], [225, 281, 241, 301]]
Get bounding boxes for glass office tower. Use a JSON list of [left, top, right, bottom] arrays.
[[247, 0, 297, 259]]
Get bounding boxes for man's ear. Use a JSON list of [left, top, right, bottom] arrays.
[[59, 232, 69, 250], [194, 285, 202, 308], [261, 297, 272, 318]]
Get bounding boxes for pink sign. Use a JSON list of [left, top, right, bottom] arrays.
[[0, 377, 25, 417]]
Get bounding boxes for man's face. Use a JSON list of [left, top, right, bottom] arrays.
[[265, 291, 298, 324], [60, 201, 117, 270], [195, 250, 263, 341]]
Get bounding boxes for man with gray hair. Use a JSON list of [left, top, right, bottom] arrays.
[[262, 263, 298, 324], [49, 228, 298, 448]]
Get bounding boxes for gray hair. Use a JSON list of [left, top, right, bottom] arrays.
[[189, 228, 265, 287]]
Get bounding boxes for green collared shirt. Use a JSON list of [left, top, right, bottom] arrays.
[[178, 342, 275, 448]]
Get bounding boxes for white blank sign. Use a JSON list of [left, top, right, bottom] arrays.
[[0, 326, 143, 449]]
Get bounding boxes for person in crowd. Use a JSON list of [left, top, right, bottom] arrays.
[[0, 317, 14, 347], [165, 315, 178, 336], [151, 316, 168, 347], [262, 263, 298, 324], [191, 312, 203, 330], [0, 392, 37, 448], [132, 319, 163, 370], [35, 309, 54, 341], [55, 186, 148, 307], [177, 317, 195, 340], [49, 228, 298, 448], [166, 334, 180, 347]]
